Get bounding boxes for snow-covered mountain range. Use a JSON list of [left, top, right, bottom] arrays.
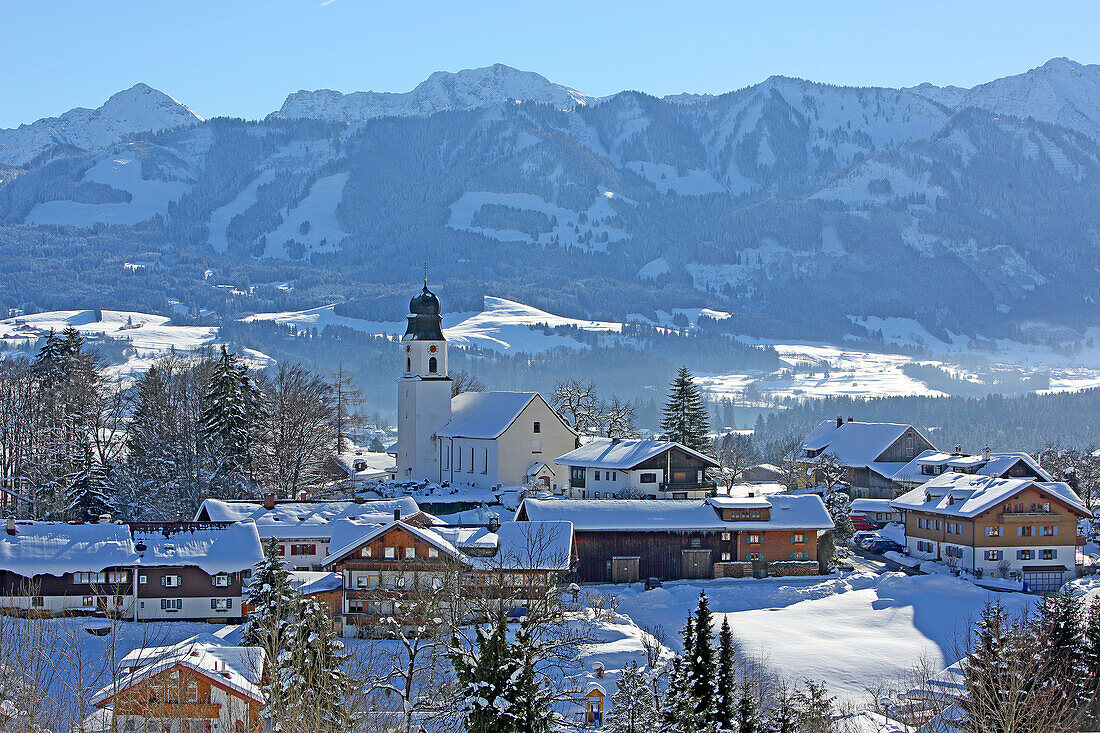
[[0, 84, 203, 167]]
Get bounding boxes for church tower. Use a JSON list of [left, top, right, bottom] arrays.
[[396, 281, 452, 481]]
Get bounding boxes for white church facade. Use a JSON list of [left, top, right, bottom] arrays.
[[396, 283, 577, 490]]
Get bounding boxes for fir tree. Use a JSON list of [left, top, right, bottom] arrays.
[[824, 489, 855, 548], [64, 443, 113, 521], [201, 346, 263, 495], [33, 329, 64, 387], [1035, 589, 1087, 724], [792, 680, 834, 733], [607, 660, 656, 733], [661, 615, 704, 732], [269, 596, 352, 732], [735, 681, 761, 733], [714, 617, 736, 730], [245, 538, 297, 648], [765, 686, 797, 733], [660, 366, 711, 453], [1083, 599, 1100, 726], [687, 591, 716, 721], [960, 602, 1026, 733]]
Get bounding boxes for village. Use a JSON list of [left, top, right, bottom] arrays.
[[2, 283, 1098, 733]]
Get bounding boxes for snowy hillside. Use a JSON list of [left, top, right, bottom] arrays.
[[908, 58, 1100, 139], [0, 84, 203, 167], [273, 63, 595, 122]]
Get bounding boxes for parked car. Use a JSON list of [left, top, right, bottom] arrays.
[[644, 577, 663, 591], [852, 531, 878, 546], [850, 513, 877, 532], [859, 535, 883, 549], [866, 540, 904, 554]]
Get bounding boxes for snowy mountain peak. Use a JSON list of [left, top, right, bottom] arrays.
[[273, 63, 595, 122], [0, 83, 203, 168], [907, 57, 1100, 138]]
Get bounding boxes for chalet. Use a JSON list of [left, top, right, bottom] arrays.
[[555, 438, 719, 500], [324, 449, 397, 487], [395, 283, 578, 490], [194, 497, 427, 570], [890, 448, 1052, 491], [0, 519, 262, 622], [0, 519, 139, 617], [320, 518, 574, 635], [90, 635, 265, 733], [790, 418, 935, 498], [891, 473, 1091, 592], [515, 495, 833, 583], [130, 522, 263, 622], [849, 499, 902, 526]]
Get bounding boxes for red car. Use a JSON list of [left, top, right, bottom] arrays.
[[850, 513, 876, 532]]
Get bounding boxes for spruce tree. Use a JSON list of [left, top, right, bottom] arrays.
[[660, 366, 711, 453], [714, 617, 736, 730], [661, 615, 704, 732], [1036, 589, 1087, 724], [201, 346, 263, 495], [1083, 599, 1100, 726], [450, 611, 527, 733], [765, 686, 797, 733], [607, 660, 657, 733], [510, 618, 552, 733], [735, 681, 761, 733], [64, 443, 113, 521], [245, 538, 297, 648], [687, 591, 716, 721], [960, 602, 1025, 733], [269, 596, 352, 732], [824, 489, 855, 548]]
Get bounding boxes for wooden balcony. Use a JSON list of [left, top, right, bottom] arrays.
[[115, 702, 220, 719]]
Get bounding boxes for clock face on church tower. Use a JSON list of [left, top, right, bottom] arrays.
[[429, 345, 437, 353]]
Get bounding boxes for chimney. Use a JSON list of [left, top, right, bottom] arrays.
[[836, 416, 843, 429], [981, 446, 991, 461], [263, 493, 275, 510], [394, 507, 402, 522], [847, 416, 853, 423], [954, 444, 962, 455], [6, 517, 15, 536], [488, 514, 501, 533]]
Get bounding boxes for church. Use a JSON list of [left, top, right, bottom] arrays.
[[396, 282, 578, 490]]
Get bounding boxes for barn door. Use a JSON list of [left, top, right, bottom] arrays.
[[681, 549, 712, 579], [611, 557, 640, 584]]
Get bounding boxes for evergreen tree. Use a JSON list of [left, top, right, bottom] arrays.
[[714, 617, 736, 730], [824, 489, 855, 548], [660, 366, 711, 453], [201, 346, 263, 495], [607, 660, 657, 733], [960, 602, 1028, 733], [1036, 589, 1088, 725], [735, 681, 761, 733], [32, 329, 64, 387], [687, 591, 716, 721], [64, 443, 113, 521], [791, 680, 835, 733], [765, 686, 797, 733], [269, 596, 352, 732], [660, 616, 704, 732], [245, 538, 297, 648], [1083, 599, 1100, 726]]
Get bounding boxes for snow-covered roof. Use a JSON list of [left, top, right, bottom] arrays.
[[708, 496, 771, 509], [195, 497, 421, 539], [517, 495, 833, 532], [321, 520, 465, 566], [720, 483, 787, 499], [133, 522, 263, 574], [439, 391, 572, 439], [891, 473, 1091, 519], [798, 420, 925, 467], [891, 450, 1052, 485], [849, 499, 898, 514], [554, 438, 718, 469], [481, 521, 573, 570], [289, 570, 343, 595], [0, 522, 138, 578], [93, 636, 265, 707]]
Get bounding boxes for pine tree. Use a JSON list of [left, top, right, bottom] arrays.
[[660, 366, 712, 454], [245, 538, 297, 648], [714, 617, 736, 730], [607, 660, 657, 733], [201, 346, 263, 495], [269, 596, 352, 732], [687, 591, 716, 722]]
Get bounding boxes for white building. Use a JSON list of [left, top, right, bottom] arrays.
[[555, 438, 719, 499], [395, 283, 576, 490]]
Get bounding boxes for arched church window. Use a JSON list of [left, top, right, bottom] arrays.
[[406, 357, 411, 373], [429, 356, 438, 373]]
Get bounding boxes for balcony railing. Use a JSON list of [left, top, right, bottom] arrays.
[[659, 481, 717, 494]]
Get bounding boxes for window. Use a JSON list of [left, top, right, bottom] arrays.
[[428, 356, 437, 374], [482, 448, 488, 473], [790, 552, 808, 561], [1018, 526, 1034, 537], [384, 547, 396, 559], [594, 471, 601, 481], [212, 574, 230, 587], [456, 446, 462, 471], [106, 571, 128, 584], [290, 544, 317, 556], [1017, 549, 1035, 560], [210, 598, 233, 611], [747, 534, 761, 544], [469, 447, 474, 473], [361, 546, 372, 558], [721, 552, 731, 561], [395, 577, 407, 589], [31, 596, 43, 607], [73, 572, 104, 584], [428, 547, 439, 558], [1041, 549, 1058, 560], [690, 537, 701, 548], [161, 598, 182, 611], [406, 357, 411, 373], [405, 547, 416, 559], [985, 526, 1003, 537], [1032, 502, 1051, 513], [533, 421, 541, 433], [747, 552, 763, 561], [1040, 525, 1058, 536], [721, 532, 731, 541], [985, 550, 1002, 561], [161, 575, 182, 588], [640, 473, 657, 483], [790, 534, 806, 544]]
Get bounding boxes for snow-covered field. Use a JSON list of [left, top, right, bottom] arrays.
[[0, 310, 271, 377], [592, 572, 1036, 701], [447, 191, 628, 252]]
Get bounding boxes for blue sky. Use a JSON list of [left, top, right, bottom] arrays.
[[4, 0, 1099, 128]]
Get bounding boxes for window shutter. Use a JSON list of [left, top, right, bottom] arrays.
[[227, 598, 233, 608], [211, 599, 216, 609], [161, 599, 168, 610], [1053, 525, 1058, 536], [1052, 549, 1058, 558], [211, 576, 216, 586], [160, 576, 166, 587]]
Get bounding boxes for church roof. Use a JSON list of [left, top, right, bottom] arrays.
[[438, 391, 563, 440], [404, 284, 445, 341]]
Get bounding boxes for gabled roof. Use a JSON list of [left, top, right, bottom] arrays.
[[797, 420, 926, 467], [195, 497, 419, 525], [93, 637, 265, 707], [891, 450, 1053, 484], [555, 438, 719, 470], [132, 521, 263, 574], [321, 520, 465, 566], [517, 495, 833, 532], [438, 391, 574, 439], [890, 473, 1091, 519], [289, 570, 343, 595], [0, 522, 138, 578]]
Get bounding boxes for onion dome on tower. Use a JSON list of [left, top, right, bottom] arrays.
[[404, 282, 445, 340]]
